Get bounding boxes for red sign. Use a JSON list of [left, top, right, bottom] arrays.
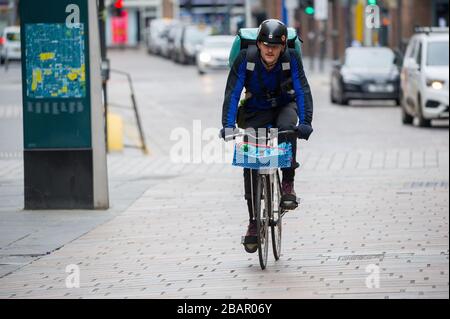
[[112, 11, 128, 45]]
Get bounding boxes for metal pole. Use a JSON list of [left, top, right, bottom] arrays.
[[111, 69, 149, 155], [308, 15, 315, 71], [345, 0, 352, 48], [397, 0, 403, 52], [98, 0, 109, 151], [245, 0, 252, 28], [225, 1, 233, 35], [8, 0, 16, 25], [332, 0, 339, 60], [319, 20, 326, 72]]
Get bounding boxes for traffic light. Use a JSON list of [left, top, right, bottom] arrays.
[[300, 0, 315, 16], [112, 0, 125, 17], [367, 0, 377, 5]]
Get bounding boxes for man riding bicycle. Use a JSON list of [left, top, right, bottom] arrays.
[[220, 19, 314, 242]]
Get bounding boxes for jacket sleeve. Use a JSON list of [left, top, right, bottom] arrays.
[[290, 49, 313, 126], [222, 50, 247, 128]]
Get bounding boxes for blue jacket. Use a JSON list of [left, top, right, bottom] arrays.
[[222, 48, 313, 128]]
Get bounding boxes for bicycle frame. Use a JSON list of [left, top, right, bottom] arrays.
[[233, 128, 294, 269]]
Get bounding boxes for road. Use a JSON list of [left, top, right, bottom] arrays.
[[0, 49, 448, 299]]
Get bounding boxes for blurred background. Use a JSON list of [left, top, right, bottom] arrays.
[[1, 0, 449, 57], [0, 1, 448, 299]]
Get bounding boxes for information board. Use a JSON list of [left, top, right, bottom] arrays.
[[20, 0, 91, 149]]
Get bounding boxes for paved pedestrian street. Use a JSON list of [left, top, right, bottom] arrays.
[[0, 50, 448, 299]]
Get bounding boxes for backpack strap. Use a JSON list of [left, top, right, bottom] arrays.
[[245, 45, 258, 86], [280, 49, 294, 96]]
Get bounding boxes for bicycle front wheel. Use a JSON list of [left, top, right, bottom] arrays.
[[256, 175, 270, 270], [271, 171, 283, 261]]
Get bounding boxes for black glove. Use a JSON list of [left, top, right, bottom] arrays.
[[220, 127, 238, 141], [296, 124, 314, 140]]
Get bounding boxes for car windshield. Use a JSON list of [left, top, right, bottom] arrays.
[[204, 38, 234, 49], [185, 27, 212, 45], [345, 49, 394, 69], [427, 41, 449, 66], [6, 32, 20, 42]]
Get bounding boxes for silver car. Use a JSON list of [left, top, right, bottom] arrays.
[[196, 35, 235, 75]]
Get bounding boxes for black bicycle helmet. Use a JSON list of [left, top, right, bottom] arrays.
[[257, 19, 288, 46]]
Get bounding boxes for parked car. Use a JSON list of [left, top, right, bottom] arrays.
[[166, 22, 184, 61], [173, 24, 213, 65], [196, 35, 235, 75], [146, 19, 174, 56], [400, 27, 449, 127], [331, 47, 401, 105], [0, 26, 21, 65]]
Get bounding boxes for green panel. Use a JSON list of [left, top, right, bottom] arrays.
[[20, 0, 91, 149], [228, 36, 241, 68]]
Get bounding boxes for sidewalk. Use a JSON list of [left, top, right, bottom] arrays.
[[0, 148, 448, 298], [0, 49, 448, 299], [0, 152, 181, 278]]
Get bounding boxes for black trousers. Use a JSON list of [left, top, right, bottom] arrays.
[[237, 102, 299, 221]]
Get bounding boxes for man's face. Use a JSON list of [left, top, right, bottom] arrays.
[[257, 41, 285, 66]]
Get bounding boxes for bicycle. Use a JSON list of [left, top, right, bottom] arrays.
[[228, 128, 298, 270]]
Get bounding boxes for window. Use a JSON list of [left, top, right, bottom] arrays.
[[406, 39, 417, 59], [415, 42, 422, 66], [427, 41, 449, 66], [6, 32, 20, 42]]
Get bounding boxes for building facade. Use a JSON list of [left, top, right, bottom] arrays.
[[105, 0, 166, 47], [290, 0, 449, 61], [0, 0, 19, 33]]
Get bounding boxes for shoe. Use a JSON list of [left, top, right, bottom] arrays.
[[243, 221, 258, 254], [246, 220, 257, 237], [281, 181, 298, 210]]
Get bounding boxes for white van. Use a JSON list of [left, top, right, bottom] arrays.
[[0, 26, 21, 65], [0, 27, 22, 64], [401, 28, 449, 127], [146, 19, 174, 56]]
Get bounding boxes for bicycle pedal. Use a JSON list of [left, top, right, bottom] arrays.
[[281, 200, 299, 210]]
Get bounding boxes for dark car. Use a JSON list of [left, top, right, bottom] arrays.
[[173, 24, 213, 65], [331, 47, 401, 105]]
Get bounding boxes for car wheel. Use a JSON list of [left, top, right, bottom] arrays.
[[198, 69, 206, 75], [338, 92, 349, 105], [415, 95, 432, 128], [330, 86, 337, 104], [401, 103, 413, 125], [0, 56, 4, 65], [336, 83, 349, 105]]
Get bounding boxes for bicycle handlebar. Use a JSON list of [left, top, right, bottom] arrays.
[[224, 129, 297, 142]]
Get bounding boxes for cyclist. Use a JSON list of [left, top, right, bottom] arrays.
[[220, 19, 314, 242]]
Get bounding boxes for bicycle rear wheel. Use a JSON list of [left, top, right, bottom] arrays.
[[271, 171, 283, 260], [256, 175, 270, 270]]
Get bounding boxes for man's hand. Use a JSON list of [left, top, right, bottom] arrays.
[[220, 127, 239, 142], [296, 124, 314, 140]]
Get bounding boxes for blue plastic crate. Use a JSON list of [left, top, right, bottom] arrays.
[[232, 142, 293, 169]]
